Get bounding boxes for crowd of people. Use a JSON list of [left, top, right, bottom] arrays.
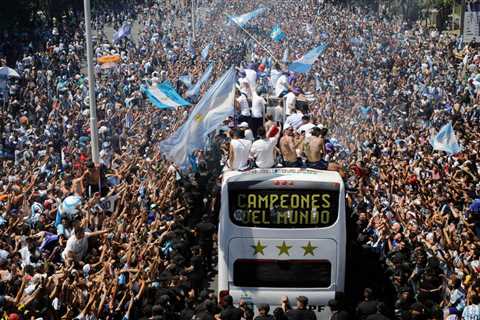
[[0, 0, 480, 319]]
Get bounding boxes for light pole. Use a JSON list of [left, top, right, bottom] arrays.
[[192, 0, 196, 42], [83, 0, 100, 164]]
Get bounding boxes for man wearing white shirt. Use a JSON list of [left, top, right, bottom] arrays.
[[285, 90, 297, 115], [270, 63, 282, 91], [228, 129, 252, 171], [275, 73, 289, 97], [238, 122, 254, 142], [297, 115, 316, 137], [236, 91, 251, 125], [251, 89, 266, 138], [250, 126, 281, 168], [284, 108, 304, 130], [245, 68, 257, 93]]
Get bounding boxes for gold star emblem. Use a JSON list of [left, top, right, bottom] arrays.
[[276, 241, 292, 256], [301, 241, 317, 256], [251, 241, 267, 255], [194, 114, 204, 122]]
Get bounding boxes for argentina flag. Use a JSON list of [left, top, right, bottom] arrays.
[[228, 6, 266, 27], [185, 62, 215, 98], [159, 67, 237, 167], [430, 122, 462, 154], [201, 43, 211, 62], [288, 43, 328, 74], [271, 25, 286, 42], [113, 23, 132, 43], [144, 82, 191, 109]]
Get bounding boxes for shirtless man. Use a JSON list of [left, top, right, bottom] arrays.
[[279, 127, 304, 167], [304, 127, 328, 170]]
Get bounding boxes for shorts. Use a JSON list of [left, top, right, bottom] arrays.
[[306, 159, 328, 170]]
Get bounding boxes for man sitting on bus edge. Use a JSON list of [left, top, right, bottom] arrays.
[[285, 296, 317, 320]]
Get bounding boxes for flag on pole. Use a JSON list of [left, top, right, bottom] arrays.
[[288, 43, 328, 74], [270, 25, 286, 42], [228, 6, 266, 27], [201, 43, 211, 62], [185, 62, 215, 98], [430, 122, 462, 154], [113, 23, 132, 43], [144, 82, 191, 109], [160, 67, 237, 167]]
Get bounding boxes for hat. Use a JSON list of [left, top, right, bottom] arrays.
[[297, 296, 308, 305], [238, 122, 249, 128]]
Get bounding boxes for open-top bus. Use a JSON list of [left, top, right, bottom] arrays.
[[218, 168, 346, 308]]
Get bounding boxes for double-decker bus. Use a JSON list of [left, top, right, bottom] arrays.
[[217, 168, 346, 308]]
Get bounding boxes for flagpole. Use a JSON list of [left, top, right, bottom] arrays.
[[192, 0, 196, 42], [226, 14, 279, 64], [83, 0, 100, 164]]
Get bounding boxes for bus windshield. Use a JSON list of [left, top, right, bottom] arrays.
[[228, 187, 339, 228]]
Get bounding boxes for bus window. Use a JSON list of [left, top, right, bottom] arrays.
[[228, 188, 339, 228], [233, 259, 331, 288]]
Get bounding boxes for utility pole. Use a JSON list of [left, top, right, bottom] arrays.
[[83, 0, 100, 164], [192, 0, 196, 42]]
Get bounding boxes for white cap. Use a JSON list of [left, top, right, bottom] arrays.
[[238, 122, 249, 128]]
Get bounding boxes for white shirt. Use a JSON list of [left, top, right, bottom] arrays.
[[270, 69, 282, 89], [275, 75, 288, 97], [62, 233, 90, 261], [230, 139, 252, 170], [284, 112, 304, 130], [250, 136, 279, 168], [239, 77, 252, 98], [236, 94, 250, 117], [285, 92, 297, 115], [245, 69, 257, 93], [251, 94, 266, 118], [244, 129, 254, 142], [297, 123, 315, 137]]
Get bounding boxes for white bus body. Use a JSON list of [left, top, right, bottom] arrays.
[[218, 168, 346, 307]]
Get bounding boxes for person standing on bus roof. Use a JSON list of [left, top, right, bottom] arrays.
[[285, 296, 317, 320], [280, 127, 304, 167], [227, 129, 252, 171], [217, 295, 242, 320], [250, 126, 281, 169]]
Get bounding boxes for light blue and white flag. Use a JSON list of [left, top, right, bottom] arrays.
[[179, 74, 193, 89], [228, 6, 266, 27], [288, 43, 328, 74], [201, 43, 211, 62], [271, 25, 286, 42], [185, 62, 215, 98], [145, 82, 190, 109], [430, 122, 462, 154], [160, 67, 237, 166], [113, 23, 132, 43]]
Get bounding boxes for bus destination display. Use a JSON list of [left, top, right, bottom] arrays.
[[228, 189, 339, 228]]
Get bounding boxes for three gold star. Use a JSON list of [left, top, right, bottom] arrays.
[[251, 241, 267, 255], [276, 241, 293, 256], [301, 241, 317, 256]]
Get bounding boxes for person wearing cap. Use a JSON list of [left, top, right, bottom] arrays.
[[238, 122, 254, 142], [285, 296, 316, 320], [254, 303, 274, 320], [218, 295, 242, 320]]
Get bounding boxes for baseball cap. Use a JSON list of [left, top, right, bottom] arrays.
[[238, 122, 249, 128]]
